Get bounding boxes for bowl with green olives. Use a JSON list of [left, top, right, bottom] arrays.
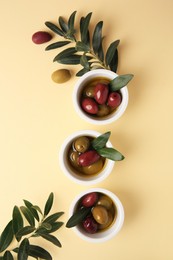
[[59, 130, 124, 185], [66, 188, 124, 243], [73, 69, 133, 125]]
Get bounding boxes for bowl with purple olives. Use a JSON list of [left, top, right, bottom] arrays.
[[73, 69, 133, 125], [59, 130, 124, 185], [66, 188, 124, 243]]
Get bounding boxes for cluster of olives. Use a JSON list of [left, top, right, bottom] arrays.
[[78, 192, 116, 234], [68, 136, 105, 176], [80, 78, 122, 117]]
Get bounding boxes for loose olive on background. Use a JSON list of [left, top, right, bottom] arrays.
[[51, 69, 71, 83], [74, 137, 90, 153], [32, 31, 52, 44]]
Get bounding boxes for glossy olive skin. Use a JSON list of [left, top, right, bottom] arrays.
[[81, 192, 98, 207], [94, 83, 109, 104], [32, 31, 52, 44], [107, 91, 122, 108], [74, 137, 90, 153], [98, 211, 114, 230], [82, 158, 104, 175], [51, 69, 71, 83], [82, 216, 98, 234], [81, 98, 98, 114], [78, 150, 100, 167], [96, 195, 113, 210], [92, 205, 109, 225], [97, 104, 110, 117]]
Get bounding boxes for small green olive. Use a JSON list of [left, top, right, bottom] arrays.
[[82, 158, 104, 175], [74, 137, 90, 153], [97, 195, 113, 210], [69, 149, 79, 168], [83, 84, 95, 97], [97, 104, 110, 117], [51, 69, 71, 83], [98, 211, 114, 230], [92, 205, 109, 225]]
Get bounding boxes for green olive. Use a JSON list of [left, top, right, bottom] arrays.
[[83, 84, 95, 97], [97, 104, 110, 117], [69, 149, 79, 169], [82, 158, 104, 175], [51, 69, 71, 83], [98, 211, 114, 230], [92, 205, 109, 225], [74, 136, 90, 153], [97, 195, 113, 210]]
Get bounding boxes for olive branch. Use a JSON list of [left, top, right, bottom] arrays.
[[45, 11, 119, 76], [0, 193, 64, 260]]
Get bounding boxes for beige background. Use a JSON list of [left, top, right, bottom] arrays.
[[0, 0, 173, 259]]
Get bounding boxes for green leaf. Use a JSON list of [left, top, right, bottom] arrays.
[[31, 205, 43, 216], [18, 238, 29, 260], [97, 147, 125, 161], [76, 41, 90, 52], [109, 74, 134, 91], [80, 54, 90, 69], [12, 206, 23, 242], [43, 212, 64, 224], [45, 41, 70, 51], [20, 206, 35, 226], [68, 10, 77, 30], [44, 192, 54, 217], [0, 220, 14, 253], [66, 207, 91, 228], [59, 16, 68, 32], [40, 222, 52, 231], [105, 40, 120, 66], [40, 234, 62, 247], [80, 12, 92, 44], [55, 54, 82, 65], [45, 21, 64, 36], [16, 226, 36, 238], [91, 132, 111, 150], [28, 245, 52, 260], [109, 49, 118, 72], [47, 222, 64, 233], [3, 251, 14, 260], [76, 67, 90, 77], [92, 21, 103, 55], [53, 47, 77, 62], [23, 200, 39, 222]]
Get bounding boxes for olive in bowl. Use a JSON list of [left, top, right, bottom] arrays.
[[73, 69, 133, 125], [59, 130, 124, 185], [66, 188, 124, 243]]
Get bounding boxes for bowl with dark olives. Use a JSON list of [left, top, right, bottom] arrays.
[[66, 188, 124, 243], [59, 130, 124, 185], [73, 69, 133, 125]]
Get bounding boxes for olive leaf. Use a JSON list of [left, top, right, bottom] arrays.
[[3, 251, 14, 260], [0, 221, 14, 253], [109, 48, 118, 72], [80, 12, 92, 45], [23, 200, 39, 222], [59, 16, 69, 32], [68, 10, 77, 32], [92, 21, 103, 57], [97, 147, 125, 161], [44, 192, 54, 217], [20, 206, 35, 226], [45, 41, 70, 51], [76, 41, 90, 52], [110, 74, 134, 91], [45, 21, 64, 37], [12, 206, 24, 242], [105, 40, 120, 67], [16, 226, 36, 239], [91, 131, 111, 150], [43, 212, 64, 224], [28, 245, 52, 260], [66, 207, 91, 228], [39, 234, 62, 247], [18, 238, 29, 260]]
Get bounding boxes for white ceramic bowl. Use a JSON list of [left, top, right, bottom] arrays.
[[59, 130, 115, 185], [73, 69, 129, 125], [68, 188, 124, 243]]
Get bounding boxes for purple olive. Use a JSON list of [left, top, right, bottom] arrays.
[[107, 92, 122, 108], [78, 150, 100, 167], [81, 98, 98, 114], [82, 216, 98, 234], [94, 83, 109, 104], [32, 31, 52, 44], [81, 192, 98, 207]]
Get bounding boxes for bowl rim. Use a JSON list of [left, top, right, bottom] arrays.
[[59, 130, 115, 185], [72, 69, 129, 125], [68, 187, 125, 243]]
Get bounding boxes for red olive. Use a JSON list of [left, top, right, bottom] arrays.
[[82, 216, 98, 234], [107, 91, 122, 108], [32, 31, 52, 44], [81, 98, 98, 114], [81, 192, 98, 207], [78, 150, 100, 167], [94, 83, 109, 104]]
